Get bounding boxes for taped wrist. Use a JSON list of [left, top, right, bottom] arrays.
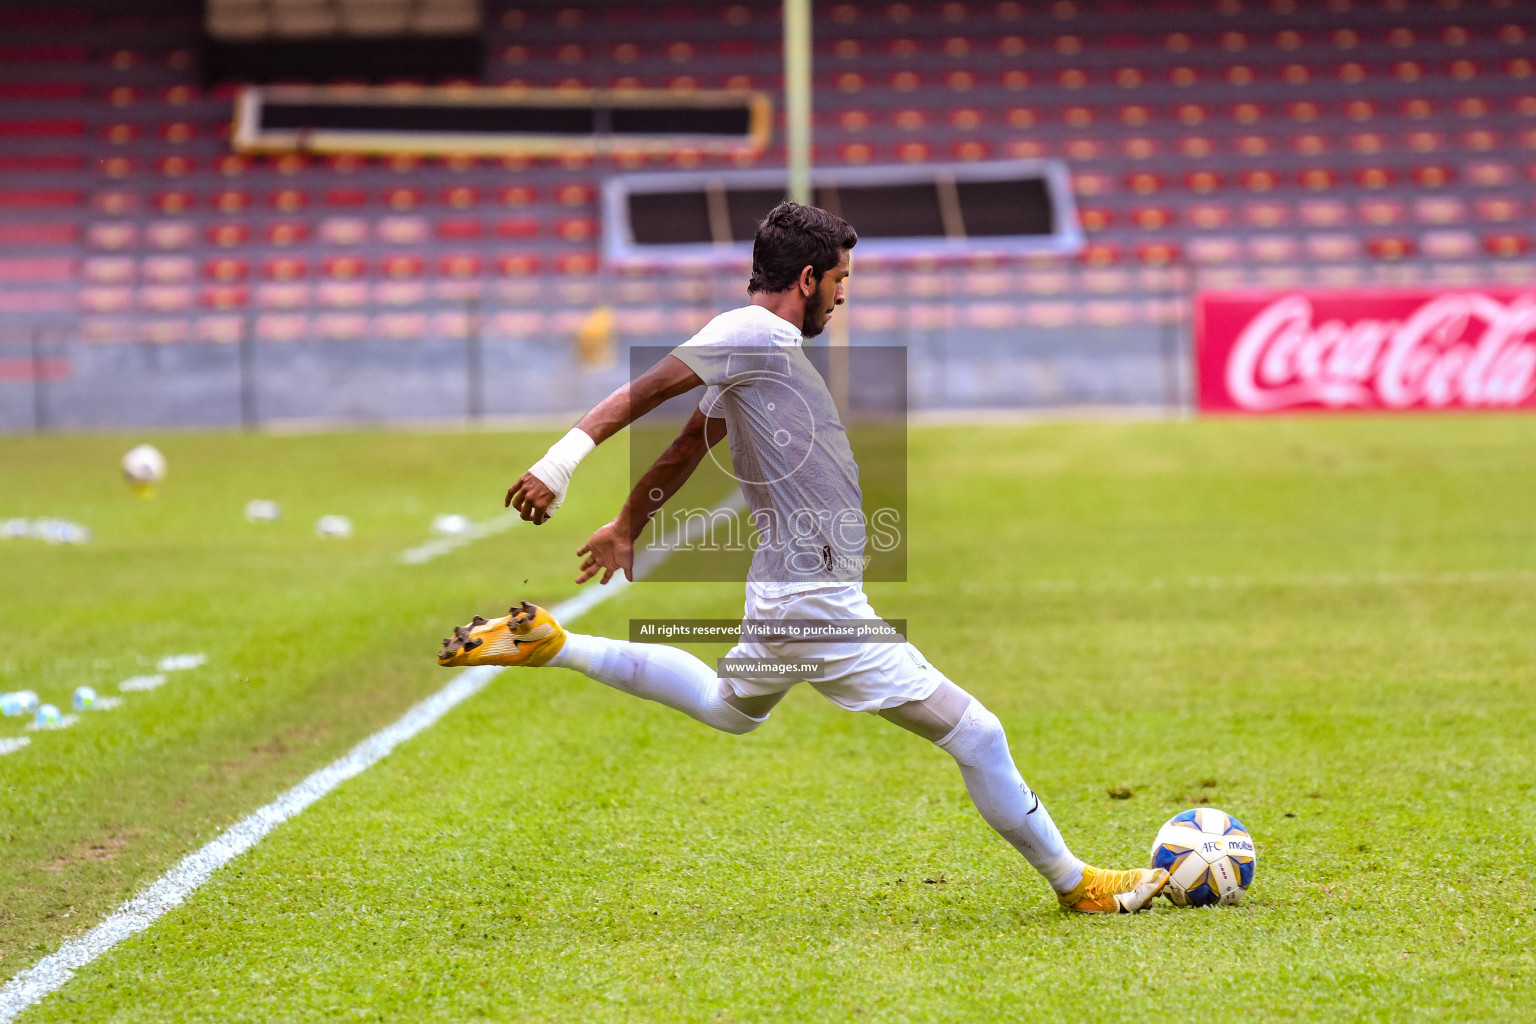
[[527, 427, 595, 514]]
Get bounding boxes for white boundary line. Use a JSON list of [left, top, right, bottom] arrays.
[[0, 491, 745, 1023], [400, 511, 522, 565]]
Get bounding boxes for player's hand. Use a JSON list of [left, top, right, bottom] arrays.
[[575, 519, 633, 585], [506, 471, 556, 524]]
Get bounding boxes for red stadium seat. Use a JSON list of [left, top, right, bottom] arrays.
[[268, 189, 307, 212], [385, 188, 422, 210], [1475, 197, 1522, 222], [497, 218, 539, 239], [556, 218, 596, 242], [324, 256, 367, 279], [102, 122, 139, 144], [1135, 242, 1179, 265], [266, 222, 309, 246], [437, 219, 482, 240], [1411, 165, 1454, 188], [154, 191, 193, 214], [1485, 232, 1532, 257], [1079, 243, 1121, 266], [381, 255, 423, 279], [0, 189, 80, 208], [1183, 171, 1221, 193], [264, 258, 306, 280], [1131, 206, 1174, 229], [498, 254, 541, 277], [1078, 208, 1113, 231], [1456, 97, 1490, 118], [1355, 167, 1395, 189], [201, 286, 248, 310], [1241, 170, 1278, 192], [205, 223, 249, 248], [326, 188, 367, 207], [440, 255, 482, 278], [212, 190, 250, 214], [556, 252, 598, 275], [1367, 237, 1414, 260]]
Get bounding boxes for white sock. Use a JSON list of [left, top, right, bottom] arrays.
[[935, 700, 1085, 892], [548, 633, 765, 735]]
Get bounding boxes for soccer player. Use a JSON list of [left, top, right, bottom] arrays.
[[438, 202, 1168, 913]]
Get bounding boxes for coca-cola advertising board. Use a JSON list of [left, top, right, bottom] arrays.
[[1196, 289, 1536, 414]]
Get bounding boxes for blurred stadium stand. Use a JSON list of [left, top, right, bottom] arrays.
[[1, 0, 1534, 428]]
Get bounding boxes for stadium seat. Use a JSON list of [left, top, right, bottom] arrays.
[[264, 257, 306, 280], [203, 257, 247, 282], [1485, 232, 1532, 257], [269, 189, 308, 212], [439, 254, 482, 278], [436, 219, 483, 240], [1367, 236, 1414, 260]]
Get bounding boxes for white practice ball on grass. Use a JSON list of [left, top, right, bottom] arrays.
[[431, 513, 472, 537], [315, 515, 354, 539], [35, 703, 62, 728], [244, 499, 282, 523], [121, 444, 167, 495], [72, 685, 97, 711]]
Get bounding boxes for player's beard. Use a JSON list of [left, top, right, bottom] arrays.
[[801, 299, 831, 338]]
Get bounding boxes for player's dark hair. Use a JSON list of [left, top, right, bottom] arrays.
[[747, 201, 858, 294]]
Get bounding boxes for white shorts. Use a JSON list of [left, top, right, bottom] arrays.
[[718, 584, 948, 712]]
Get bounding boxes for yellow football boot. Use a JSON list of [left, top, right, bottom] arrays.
[[437, 600, 566, 668], [1057, 865, 1169, 914]]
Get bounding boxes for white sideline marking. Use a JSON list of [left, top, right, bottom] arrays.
[[156, 653, 206, 673], [118, 675, 167, 693], [0, 737, 29, 757], [400, 511, 521, 565], [0, 490, 747, 1023], [93, 697, 125, 711], [25, 715, 78, 733]]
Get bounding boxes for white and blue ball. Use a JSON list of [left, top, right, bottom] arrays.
[[72, 685, 97, 711], [1150, 807, 1256, 907]]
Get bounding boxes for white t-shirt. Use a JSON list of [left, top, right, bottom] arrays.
[[671, 305, 865, 595]]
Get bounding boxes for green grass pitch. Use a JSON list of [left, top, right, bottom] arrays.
[[1, 417, 1533, 1022]]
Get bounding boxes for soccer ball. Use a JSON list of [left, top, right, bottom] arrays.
[[1150, 807, 1256, 907], [121, 444, 167, 496]]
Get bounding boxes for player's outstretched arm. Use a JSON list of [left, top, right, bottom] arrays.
[[576, 408, 727, 585], [507, 354, 703, 524]]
